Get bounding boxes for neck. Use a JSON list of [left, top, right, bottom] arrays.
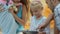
[[36, 15, 42, 19]]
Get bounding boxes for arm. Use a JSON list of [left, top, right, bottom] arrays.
[[9, 7, 25, 26], [43, 13, 53, 27], [38, 31, 46, 34], [12, 11, 25, 26], [38, 13, 53, 29], [22, 5, 27, 22]]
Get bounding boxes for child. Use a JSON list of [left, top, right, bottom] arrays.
[[0, 0, 18, 34], [30, 1, 50, 34]]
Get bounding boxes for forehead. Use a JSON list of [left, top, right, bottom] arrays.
[[31, 8, 41, 13], [31, 6, 43, 12]]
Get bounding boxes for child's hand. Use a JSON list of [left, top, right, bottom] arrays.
[[37, 25, 45, 31], [38, 31, 46, 34]]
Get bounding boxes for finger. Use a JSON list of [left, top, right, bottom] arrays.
[[38, 32, 42, 34], [38, 26, 41, 29]]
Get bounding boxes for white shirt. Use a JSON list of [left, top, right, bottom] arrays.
[[30, 16, 50, 34]]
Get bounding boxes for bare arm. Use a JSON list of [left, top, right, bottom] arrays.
[[38, 31, 46, 34], [9, 7, 25, 26], [43, 13, 53, 27], [22, 5, 27, 22], [38, 13, 53, 29], [12, 11, 25, 26]]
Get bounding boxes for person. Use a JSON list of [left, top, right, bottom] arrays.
[[45, 0, 60, 34], [30, 1, 50, 34], [12, 0, 24, 33], [0, 0, 18, 34], [10, 0, 29, 34], [11, 0, 29, 26]]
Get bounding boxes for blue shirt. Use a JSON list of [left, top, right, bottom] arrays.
[[16, 5, 24, 32], [54, 3, 60, 30]]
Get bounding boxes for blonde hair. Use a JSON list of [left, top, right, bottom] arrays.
[[30, 1, 43, 10]]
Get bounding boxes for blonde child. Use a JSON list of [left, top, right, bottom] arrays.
[[30, 1, 50, 34]]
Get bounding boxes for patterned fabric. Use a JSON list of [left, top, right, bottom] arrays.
[[30, 16, 50, 34], [54, 3, 60, 30], [0, 3, 5, 12], [0, 0, 18, 34]]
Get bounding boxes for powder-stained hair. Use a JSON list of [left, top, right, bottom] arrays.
[[30, 1, 43, 10], [30, 1, 43, 16]]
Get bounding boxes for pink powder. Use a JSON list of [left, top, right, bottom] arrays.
[[0, 0, 13, 5]]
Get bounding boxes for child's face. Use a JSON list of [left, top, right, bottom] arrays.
[[31, 8, 42, 17]]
